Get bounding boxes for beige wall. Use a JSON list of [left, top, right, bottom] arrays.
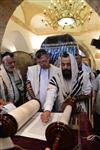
[[1, 19, 49, 53]]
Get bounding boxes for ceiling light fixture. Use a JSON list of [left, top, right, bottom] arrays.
[[58, 17, 75, 26], [42, 0, 93, 29]]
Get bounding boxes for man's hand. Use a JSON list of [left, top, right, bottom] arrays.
[[41, 110, 51, 123], [0, 99, 7, 105], [45, 148, 51, 150]]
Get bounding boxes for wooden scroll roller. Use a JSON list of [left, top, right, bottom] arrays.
[[0, 99, 40, 150], [45, 104, 75, 150], [79, 112, 99, 150]]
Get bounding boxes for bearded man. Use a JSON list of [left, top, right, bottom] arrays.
[[41, 52, 92, 123], [0, 51, 24, 107]]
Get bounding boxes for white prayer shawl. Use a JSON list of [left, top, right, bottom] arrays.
[[82, 63, 95, 84], [0, 64, 24, 103], [59, 54, 79, 97], [82, 63, 91, 73], [44, 54, 92, 112], [27, 64, 59, 100]]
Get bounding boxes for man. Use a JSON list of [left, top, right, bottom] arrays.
[[75, 54, 95, 119], [41, 52, 92, 123], [75, 54, 95, 82], [0, 51, 24, 107], [92, 74, 100, 136], [26, 49, 59, 109]]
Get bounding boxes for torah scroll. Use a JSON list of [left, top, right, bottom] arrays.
[[0, 99, 40, 150], [9, 99, 40, 130]]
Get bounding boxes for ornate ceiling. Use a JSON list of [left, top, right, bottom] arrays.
[[11, 0, 100, 36], [1, 0, 100, 68]]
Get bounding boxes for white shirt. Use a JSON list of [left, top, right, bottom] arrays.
[[39, 69, 49, 107]]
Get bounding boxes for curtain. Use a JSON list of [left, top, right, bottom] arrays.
[[41, 42, 78, 64]]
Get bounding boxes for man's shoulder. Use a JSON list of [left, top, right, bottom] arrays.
[[78, 70, 89, 79], [78, 70, 84, 76], [50, 64, 60, 72], [50, 64, 58, 69], [51, 71, 61, 81], [82, 63, 91, 72], [81, 70, 90, 77], [28, 64, 39, 70]]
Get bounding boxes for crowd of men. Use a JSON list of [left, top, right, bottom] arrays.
[[0, 48, 100, 141]]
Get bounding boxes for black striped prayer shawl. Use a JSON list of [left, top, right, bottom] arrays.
[[49, 70, 83, 100]]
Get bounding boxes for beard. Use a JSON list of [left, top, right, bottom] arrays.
[[62, 69, 72, 80]]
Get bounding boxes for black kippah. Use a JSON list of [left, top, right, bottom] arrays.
[[1, 51, 14, 59], [35, 49, 48, 58]]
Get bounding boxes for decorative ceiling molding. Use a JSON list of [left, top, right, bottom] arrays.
[[11, 13, 100, 37], [11, 15, 37, 35]]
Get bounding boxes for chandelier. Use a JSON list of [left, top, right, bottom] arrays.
[[42, 0, 93, 29]]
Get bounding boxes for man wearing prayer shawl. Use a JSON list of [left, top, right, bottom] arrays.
[[0, 51, 24, 107], [41, 52, 92, 123], [26, 49, 59, 109], [75, 54, 95, 83]]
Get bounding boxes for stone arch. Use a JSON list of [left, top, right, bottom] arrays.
[[0, 0, 23, 48]]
